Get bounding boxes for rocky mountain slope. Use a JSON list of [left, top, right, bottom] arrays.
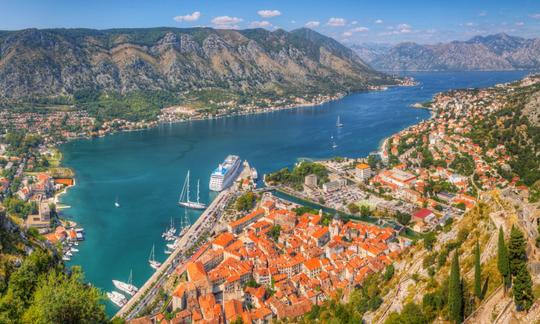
[[354, 33, 540, 71], [0, 27, 393, 105]]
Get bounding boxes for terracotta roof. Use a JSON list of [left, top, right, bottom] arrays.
[[356, 163, 370, 170], [186, 261, 207, 283], [224, 299, 244, 322], [212, 232, 235, 248]]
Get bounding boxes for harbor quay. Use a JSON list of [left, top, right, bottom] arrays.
[[115, 178, 238, 319], [115, 162, 252, 320]]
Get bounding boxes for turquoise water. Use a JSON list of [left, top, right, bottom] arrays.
[[59, 71, 531, 315]]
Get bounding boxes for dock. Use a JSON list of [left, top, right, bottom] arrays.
[[114, 166, 242, 320]]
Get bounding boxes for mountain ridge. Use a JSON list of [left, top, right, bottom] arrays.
[[353, 33, 540, 71], [0, 27, 395, 112]]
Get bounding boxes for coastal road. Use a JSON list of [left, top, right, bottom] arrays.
[[114, 181, 236, 320]]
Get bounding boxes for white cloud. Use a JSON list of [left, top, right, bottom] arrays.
[[342, 26, 369, 37], [375, 19, 384, 24], [465, 22, 475, 27], [478, 11, 487, 17], [173, 11, 201, 23], [327, 17, 346, 27], [351, 20, 358, 25], [397, 23, 412, 33], [211, 16, 243, 29], [350, 26, 369, 32], [250, 21, 272, 28], [532, 13, 540, 19], [305, 21, 320, 28], [515, 21, 525, 26], [257, 10, 281, 18]]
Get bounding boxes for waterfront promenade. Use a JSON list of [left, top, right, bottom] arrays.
[[114, 178, 237, 320]]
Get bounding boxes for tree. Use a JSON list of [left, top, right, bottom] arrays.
[[448, 252, 463, 323], [508, 225, 527, 276], [22, 268, 107, 324], [235, 192, 256, 212], [396, 211, 411, 226], [383, 264, 395, 282], [367, 154, 379, 169], [267, 225, 281, 242], [474, 240, 482, 300], [497, 227, 510, 292], [423, 232, 436, 251], [359, 205, 371, 217], [347, 203, 359, 214], [512, 263, 534, 312], [385, 302, 428, 324]]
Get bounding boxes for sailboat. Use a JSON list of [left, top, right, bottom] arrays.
[[112, 269, 138, 296], [114, 197, 120, 208], [178, 170, 206, 210], [148, 244, 161, 270], [336, 115, 343, 128], [162, 217, 176, 240]]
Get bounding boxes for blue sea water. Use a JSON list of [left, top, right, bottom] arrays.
[[58, 71, 531, 315]]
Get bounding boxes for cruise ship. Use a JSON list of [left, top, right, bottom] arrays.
[[209, 155, 242, 192]]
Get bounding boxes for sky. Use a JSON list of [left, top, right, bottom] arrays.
[[0, 0, 539, 44]]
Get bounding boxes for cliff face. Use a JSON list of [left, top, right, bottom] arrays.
[[0, 27, 393, 102], [354, 33, 540, 71]]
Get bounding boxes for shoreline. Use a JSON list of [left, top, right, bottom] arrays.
[[64, 81, 417, 143]]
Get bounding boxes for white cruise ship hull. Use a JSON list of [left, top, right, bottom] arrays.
[[209, 155, 242, 191]]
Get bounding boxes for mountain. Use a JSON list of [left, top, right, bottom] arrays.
[[0, 27, 394, 109], [354, 33, 540, 71], [348, 43, 392, 63]]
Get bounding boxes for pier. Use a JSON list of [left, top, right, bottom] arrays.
[[114, 174, 239, 320]]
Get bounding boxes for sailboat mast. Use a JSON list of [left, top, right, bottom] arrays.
[[186, 170, 191, 203], [197, 179, 200, 203], [128, 269, 132, 285]]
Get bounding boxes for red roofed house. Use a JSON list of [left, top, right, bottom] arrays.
[[412, 208, 435, 223]]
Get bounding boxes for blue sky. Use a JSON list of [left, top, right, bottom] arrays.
[[0, 0, 539, 44]]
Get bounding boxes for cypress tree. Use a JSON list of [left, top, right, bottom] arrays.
[[512, 263, 534, 312], [448, 251, 463, 323], [474, 240, 482, 299], [508, 225, 527, 276], [497, 227, 510, 291]]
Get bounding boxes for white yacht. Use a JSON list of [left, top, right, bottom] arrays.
[[251, 168, 258, 180], [178, 170, 206, 209], [209, 155, 242, 192], [336, 115, 343, 127], [114, 197, 120, 208], [112, 270, 138, 296], [148, 245, 161, 270], [107, 291, 127, 307], [162, 217, 176, 239]]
